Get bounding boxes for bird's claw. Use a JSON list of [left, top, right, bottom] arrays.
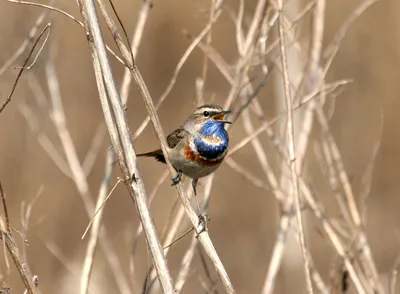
[[171, 172, 182, 186], [195, 214, 210, 238]]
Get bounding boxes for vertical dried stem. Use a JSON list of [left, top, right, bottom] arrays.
[[75, 0, 176, 292], [0, 216, 38, 294], [0, 181, 9, 231], [119, 0, 152, 104], [81, 2, 152, 292], [173, 175, 216, 292], [45, 56, 131, 294], [277, 1, 314, 293], [80, 153, 114, 294]]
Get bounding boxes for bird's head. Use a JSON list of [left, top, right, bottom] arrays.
[[185, 104, 232, 135]]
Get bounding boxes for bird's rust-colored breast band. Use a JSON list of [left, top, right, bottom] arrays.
[[184, 139, 223, 166]]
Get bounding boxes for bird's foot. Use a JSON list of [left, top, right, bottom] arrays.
[[195, 213, 210, 238], [171, 171, 182, 186]]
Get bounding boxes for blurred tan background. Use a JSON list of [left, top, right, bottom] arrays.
[[0, 0, 400, 293]]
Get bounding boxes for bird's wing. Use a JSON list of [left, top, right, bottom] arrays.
[[136, 128, 188, 165], [166, 128, 189, 148]]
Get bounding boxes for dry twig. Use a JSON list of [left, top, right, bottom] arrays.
[[75, 0, 175, 292], [0, 23, 51, 114], [0, 217, 37, 294]]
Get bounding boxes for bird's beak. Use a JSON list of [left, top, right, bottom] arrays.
[[212, 110, 232, 124]]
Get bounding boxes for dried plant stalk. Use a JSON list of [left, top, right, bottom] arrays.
[[0, 217, 38, 294]]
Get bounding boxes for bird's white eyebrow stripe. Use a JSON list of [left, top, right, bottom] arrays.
[[195, 104, 222, 112], [195, 107, 219, 114]]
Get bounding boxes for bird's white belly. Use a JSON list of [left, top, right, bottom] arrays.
[[179, 160, 220, 179]]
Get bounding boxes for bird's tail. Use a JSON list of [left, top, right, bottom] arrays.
[[137, 149, 166, 164]]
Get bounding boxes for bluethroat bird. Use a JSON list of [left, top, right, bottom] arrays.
[[137, 104, 231, 216]]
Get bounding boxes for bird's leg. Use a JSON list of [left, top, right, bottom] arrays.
[[192, 179, 208, 235], [191, 178, 201, 214], [171, 170, 183, 186]]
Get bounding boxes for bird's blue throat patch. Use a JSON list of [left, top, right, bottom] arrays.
[[194, 121, 229, 160]]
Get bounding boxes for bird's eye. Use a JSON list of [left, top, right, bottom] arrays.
[[203, 111, 210, 117]]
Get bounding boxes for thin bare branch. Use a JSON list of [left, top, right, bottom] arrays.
[[3, 0, 81, 25], [80, 154, 116, 294], [0, 23, 51, 114], [0, 181, 10, 232], [277, 2, 313, 293], [3, 0, 126, 64], [0, 217, 38, 294], [19, 101, 73, 179], [132, 2, 223, 140], [20, 186, 43, 262], [45, 54, 131, 294], [119, 0, 152, 104], [83, 125, 107, 175], [81, 178, 121, 240], [0, 2, 50, 76], [75, 0, 175, 291]]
